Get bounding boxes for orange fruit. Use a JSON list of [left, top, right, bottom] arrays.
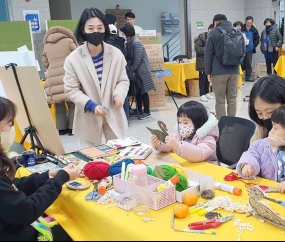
[[183, 192, 198, 206], [173, 204, 189, 218]]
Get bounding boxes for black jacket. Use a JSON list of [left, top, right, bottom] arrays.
[[0, 170, 69, 241], [105, 35, 127, 58], [194, 32, 207, 72], [205, 21, 240, 76], [242, 25, 260, 53]]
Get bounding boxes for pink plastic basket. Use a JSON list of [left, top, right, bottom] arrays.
[[113, 173, 176, 211]]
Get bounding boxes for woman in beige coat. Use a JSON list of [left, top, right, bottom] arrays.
[[42, 26, 78, 136], [64, 8, 129, 147]]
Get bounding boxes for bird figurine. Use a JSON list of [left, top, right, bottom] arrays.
[[147, 121, 169, 143]]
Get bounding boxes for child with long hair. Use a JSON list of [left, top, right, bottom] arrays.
[[0, 97, 80, 240], [151, 101, 219, 164], [237, 105, 285, 193]]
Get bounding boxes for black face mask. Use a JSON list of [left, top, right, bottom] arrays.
[[260, 118, 273, 131], [266, 25, 271, 30], [85, 32, 105, 47]]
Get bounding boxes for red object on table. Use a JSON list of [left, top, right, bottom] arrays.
[[224, 172, 257, 188], [188, 216, 234, 230]]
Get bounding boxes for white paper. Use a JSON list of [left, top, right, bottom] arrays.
[[139, 30, 157, 37], [0, 51, 36, 67], [0, 80, 7, 98], [17, 45, 29, 52], [35, 60, 41, 71]]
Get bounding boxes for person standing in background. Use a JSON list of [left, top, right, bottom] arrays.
[[194, 24, 214, 102], [105, 14, 117, 27], [242, 16, 260, 82], [42, 27, 78, 136], [280, 17, 284, 39], [205, 14, 240, 120], [260, 18, 283, 75], [119, 12, 143, 37]]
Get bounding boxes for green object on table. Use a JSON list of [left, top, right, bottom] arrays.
[[147, 167, 153, 175], [176, 173, 189, 192]]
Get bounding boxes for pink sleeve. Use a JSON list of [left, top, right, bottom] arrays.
[[176, 136, 216, 162], [155, 133, 179, 153]]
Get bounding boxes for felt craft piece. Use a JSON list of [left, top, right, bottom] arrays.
[[147, 121, 169, 143], [248, 186, 285, 230], [258, 185, 279, 193], [66, 181, 92, 191], [84, 162, 110, 180], [109, 159, 135, 177]]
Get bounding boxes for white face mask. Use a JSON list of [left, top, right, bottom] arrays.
[[179, 126, 195, 139], [0, 126, 16, 151]]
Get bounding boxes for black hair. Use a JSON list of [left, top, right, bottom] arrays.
[[271, 105, 285, 128], [249, 75, 285, 127], [105, 14, 117, 25], [177, 101, 208, 140], [233, 21, 244, 29], [245, 16, 254, 22], [264, 18, 275, 26], [125, 12, 135, 19], [0, 97, 16, 179], [120, 23, 135, 38], [213, 14, 227, 23], [75, 8, 110, 44], [208, 24, 214, 30]]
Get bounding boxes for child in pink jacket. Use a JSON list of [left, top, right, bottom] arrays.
[[151, 101, 219, 165]]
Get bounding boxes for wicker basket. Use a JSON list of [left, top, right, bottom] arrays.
[[113, 173, 176, 211]]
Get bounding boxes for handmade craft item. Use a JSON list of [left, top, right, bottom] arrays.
[[66, 180, 92, 191], [146, 121, 169, 143], [233, 219, 254, 241], [224, 172, 257, 188], [84, 162, 110, 180], [258, 185, 279, 193], [248, 186, 285, 229]]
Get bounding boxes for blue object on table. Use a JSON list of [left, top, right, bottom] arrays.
[[22, 150, 36, 167], [85, 183, 101, 202], [155, 70, 172, 77]]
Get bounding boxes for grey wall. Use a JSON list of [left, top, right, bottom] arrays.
[[9, 0, 51, 79], [70, 0, 179, 45], [49, 0, 72, 20], [244, 0, 272, 67]]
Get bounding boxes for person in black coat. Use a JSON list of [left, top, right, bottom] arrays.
[[0, 97, 80, 241], [242, 16, 260, 82]]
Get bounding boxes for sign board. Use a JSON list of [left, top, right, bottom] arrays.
[[139, 30, 156, 37], [145, 44, 165, 71], [23, 10, 41, 33], [148, 92, 166, 108], [136, 33, 162, 45], [151, 74, 165, 93], [105, 9, 131, 31], [196, 21, 204, 30], [156, 70, 172, 77]]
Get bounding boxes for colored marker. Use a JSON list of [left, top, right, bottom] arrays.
[[174, 229, 216, 235]]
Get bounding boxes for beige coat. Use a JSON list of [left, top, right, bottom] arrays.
[[63, 42, 129, 144]]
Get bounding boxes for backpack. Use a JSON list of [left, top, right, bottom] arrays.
[[216, 27, 246, 65]]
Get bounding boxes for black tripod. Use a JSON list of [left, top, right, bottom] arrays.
[[165, 81, 178, 109], [5, 63, 47, 155]]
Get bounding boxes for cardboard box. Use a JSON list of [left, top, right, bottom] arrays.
[[136, 33, 162, 45], [151, 72, 165, 92], [148, 92, 166, 108], [145, 44, 165, 71], [282, 44, 285, 56], [254, 63, 271, 78], [185, 79, 200, 97]]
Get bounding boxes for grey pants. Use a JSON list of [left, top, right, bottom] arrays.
[[56, 102, 75, 130], [243, 52, 253, 80], [212, 74, 239, 120]]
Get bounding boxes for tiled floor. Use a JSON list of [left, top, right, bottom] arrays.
[[60, 80, 254, 154]]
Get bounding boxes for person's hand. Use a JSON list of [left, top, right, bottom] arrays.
[[276, 47, 279, 52], [277, 181, 285, 194], [95, 105, 107, 117], [63, 164, 80, 181], [165, 136, 179, 152], [114, 96, 124, 108], [242, 165, 255, 177], [208, 75, 213, 82], [268, 132, 285, 148], [151, 135, 162, 148], [49, 169, 60, 179], [133, 73, 136, 77]]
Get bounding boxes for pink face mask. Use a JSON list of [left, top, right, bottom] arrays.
[[179, 126, 195, 139]]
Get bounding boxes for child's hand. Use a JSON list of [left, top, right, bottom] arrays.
[[151, 135, 162, 148], [277, 181, 285, 194], [165, 136, 179, 152], [242, 165, 255, 177]]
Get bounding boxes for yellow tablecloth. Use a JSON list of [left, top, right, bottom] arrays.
[[275, 55, 285, 78], [16, 154, 285, 241], [164, 62, 243, 96]]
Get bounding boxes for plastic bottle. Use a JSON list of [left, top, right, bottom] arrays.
[[157, 175, 180, 192], [98, 180, 107, 195], [214, 182, 242, 196]]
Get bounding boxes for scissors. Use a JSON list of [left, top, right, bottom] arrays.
[[85, 183, 101, 202], [188, 215, 234, 230]]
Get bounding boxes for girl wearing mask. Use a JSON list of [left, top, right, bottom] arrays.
[[0, 97, 79, 240], [249, 75, 285, 142], [260, 18, 283, 74], [64, 8, 129, 148], [151, 101, 219, 165]]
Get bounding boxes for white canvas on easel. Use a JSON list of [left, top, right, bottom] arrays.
[[0, 66, 65, 155]]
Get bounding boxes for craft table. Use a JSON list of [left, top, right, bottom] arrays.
[[164, 62, 243, 96], [16, 154, 285, 241], [275, 56, 285, 78]]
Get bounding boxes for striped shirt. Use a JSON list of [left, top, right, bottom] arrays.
[[92, 52, 103, 83]]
